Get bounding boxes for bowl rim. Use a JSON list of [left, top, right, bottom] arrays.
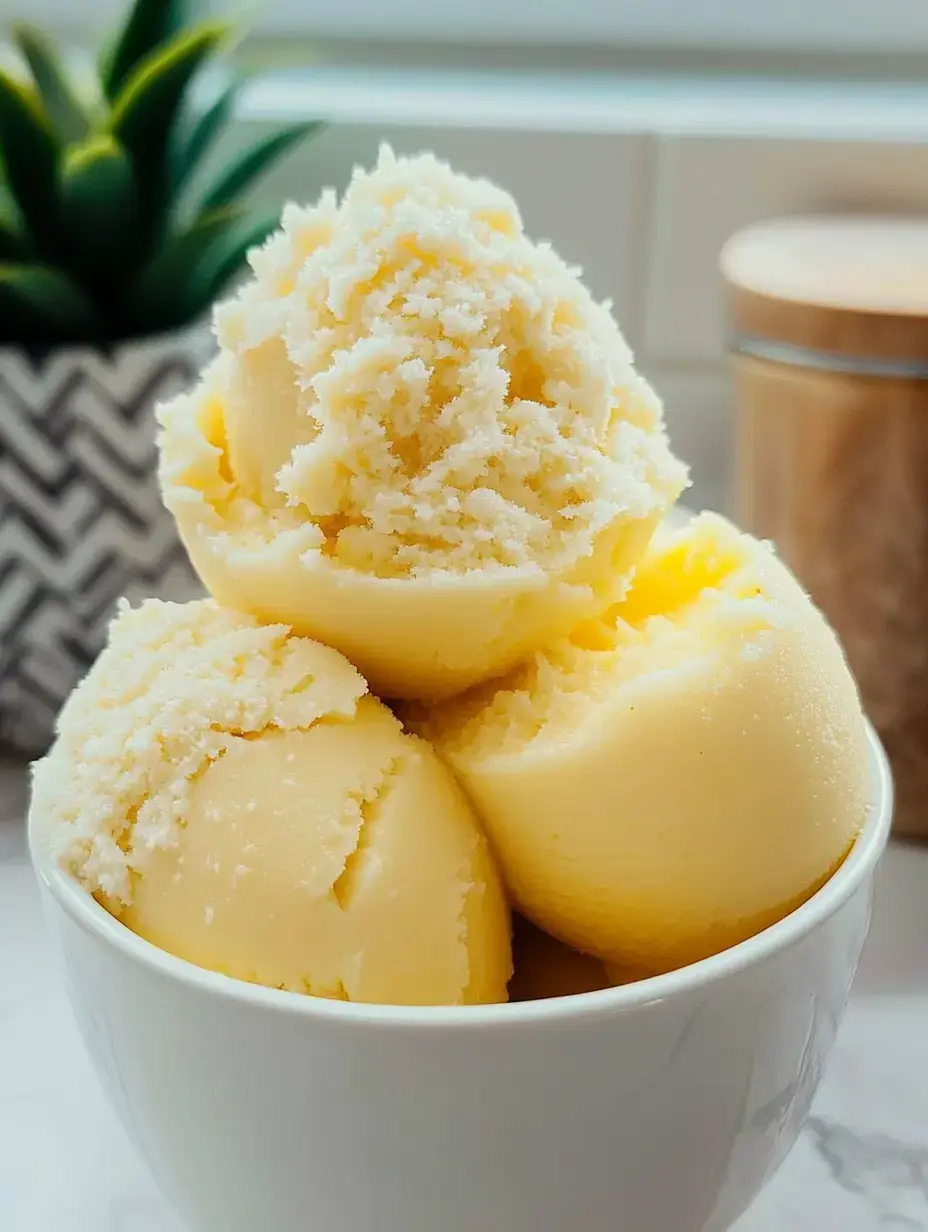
[[30, 721, 892, 1033]]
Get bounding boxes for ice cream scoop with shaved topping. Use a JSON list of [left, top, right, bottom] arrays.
[[30, 599, 511, 1006], [158, 145, 686, 702]]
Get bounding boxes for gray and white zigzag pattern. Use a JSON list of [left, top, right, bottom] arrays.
[[0, 342, 207, 755]]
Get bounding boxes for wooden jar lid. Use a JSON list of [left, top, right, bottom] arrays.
[[721, 217, 928, 366]]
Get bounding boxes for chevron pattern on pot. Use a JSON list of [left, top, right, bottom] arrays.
[[0, 338, 210, 755]]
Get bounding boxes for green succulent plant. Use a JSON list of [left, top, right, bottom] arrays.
[[0, 0, 320, 348]]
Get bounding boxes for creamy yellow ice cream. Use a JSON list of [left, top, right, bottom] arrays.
[[158, 146, 686, 702], [31, 599, 511, 1006], [32, 147, 871, 1007], [414, 513, 870, 973]]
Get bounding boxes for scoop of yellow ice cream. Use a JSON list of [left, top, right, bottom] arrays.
[[30, 599, 511, 1006], [158, 146, 686, 702], [414, 512, 870, 973], [508, 916, 612, 1002]]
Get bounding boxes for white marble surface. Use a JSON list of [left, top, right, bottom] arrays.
[[2, 761, 928, 1232]]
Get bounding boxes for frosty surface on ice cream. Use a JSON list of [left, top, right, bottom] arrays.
[[30, 600, 511, 1006], [414, 512, 869, 973], [159, 145, 686, 702]]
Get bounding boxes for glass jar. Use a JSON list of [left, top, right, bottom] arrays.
[[722, 217, 928, 841]]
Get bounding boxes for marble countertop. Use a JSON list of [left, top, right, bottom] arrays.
[[3, 761, 928, 1232]]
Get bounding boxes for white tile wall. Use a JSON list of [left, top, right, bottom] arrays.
[[644, 135, 928, 365]]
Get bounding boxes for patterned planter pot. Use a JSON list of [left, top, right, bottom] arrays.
[[0, 328, 213, 756]]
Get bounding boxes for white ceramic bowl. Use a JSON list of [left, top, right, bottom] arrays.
[[31, 725, 891, 1232]]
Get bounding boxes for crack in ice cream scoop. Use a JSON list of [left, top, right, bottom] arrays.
[[411, 513, 871, 974], [30, 599, 511, 1006]]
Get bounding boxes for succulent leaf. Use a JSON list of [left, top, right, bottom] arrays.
[[0, 222, 28, 262], [0, 195, 31, 261], [110, 22, 229, 150], [110, 22, 228, 238], [0, 4, 316, 344], [0, 262, 98, 342], [101, 0, 191, 101], [127, 204, 243, 330], [11, 22, 90, 144], [0, 70, 59, 253], [182, 210, 280, 320], [59, 135, 137, 287], [199, 121, 321, 212], [170, 79, 238, 200]]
